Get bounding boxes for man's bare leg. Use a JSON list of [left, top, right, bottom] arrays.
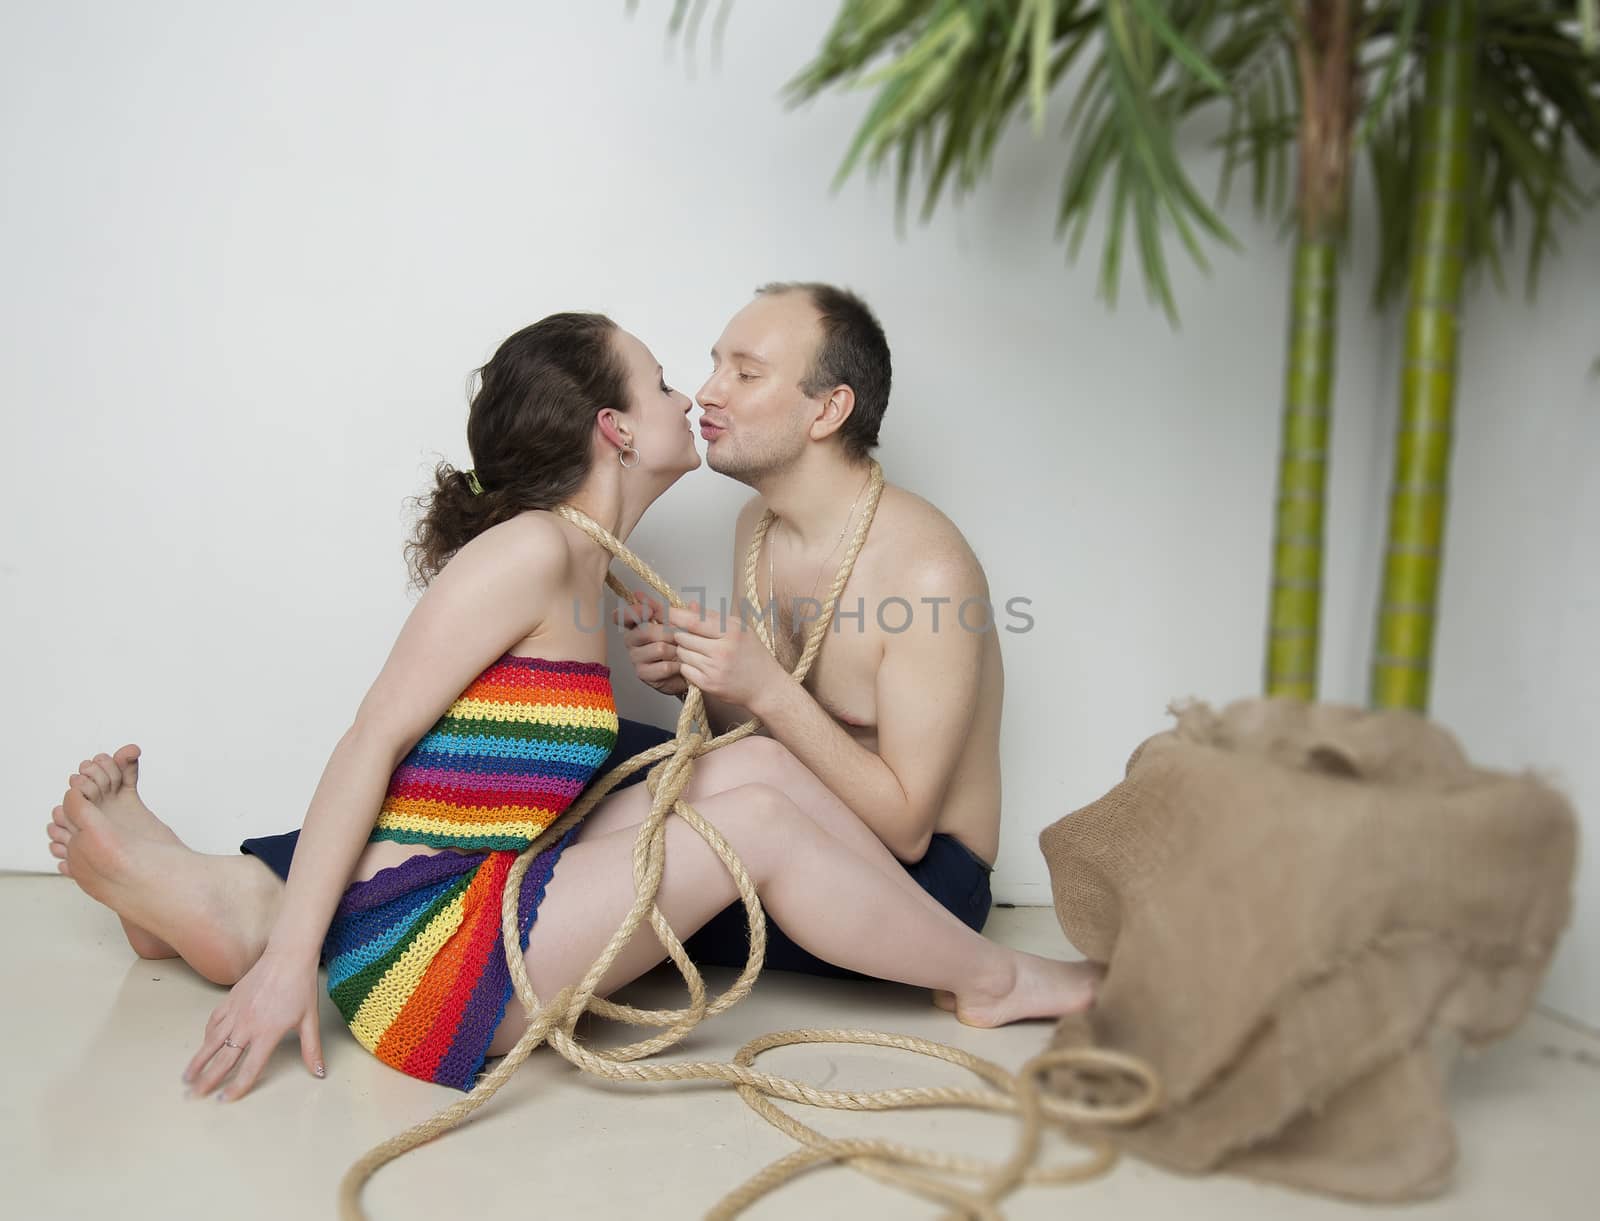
[[493, 783, 1098, 1055], [46, 745, 281, 986]]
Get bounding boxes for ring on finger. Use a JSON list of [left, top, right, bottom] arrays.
[[223, 1037, 244, 1050]]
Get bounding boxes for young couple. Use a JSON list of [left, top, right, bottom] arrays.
[[46, 282, 1098, 1103]]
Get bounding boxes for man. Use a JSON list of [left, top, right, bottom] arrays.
[[616, 282, 1005, 978], [50, 283, 1009, 988]]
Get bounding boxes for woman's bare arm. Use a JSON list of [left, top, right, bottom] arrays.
[[263, 515, 572, 963]]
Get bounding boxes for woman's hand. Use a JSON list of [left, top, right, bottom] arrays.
[[183, 947, 326, 1102], [615, 591, 688, 697]]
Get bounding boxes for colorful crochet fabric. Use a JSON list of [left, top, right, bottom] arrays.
[[370, 654, 619, 851], [322, 654, 618, 1090]]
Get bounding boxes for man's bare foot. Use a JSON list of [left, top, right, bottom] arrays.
[[53, 781, 279, 987], [953, 954, 1102, 1028]]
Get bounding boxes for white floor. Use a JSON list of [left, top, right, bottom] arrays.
[[6, 873, 1598, 1220]]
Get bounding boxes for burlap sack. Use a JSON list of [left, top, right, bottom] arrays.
[[1039, 697, 1578, 1201]]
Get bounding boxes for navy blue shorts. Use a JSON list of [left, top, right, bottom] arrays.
[[239, 718, 993, 980]]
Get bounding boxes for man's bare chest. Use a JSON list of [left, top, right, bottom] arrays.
[[768, 589, 885, 732]]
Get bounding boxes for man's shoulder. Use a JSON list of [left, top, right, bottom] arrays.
[[872, 483, 987, 591]]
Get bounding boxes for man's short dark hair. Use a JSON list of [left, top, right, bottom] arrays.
[[756, 281, 890, 461]]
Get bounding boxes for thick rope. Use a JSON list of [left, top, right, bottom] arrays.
[[338, 460, 1160, 1218]]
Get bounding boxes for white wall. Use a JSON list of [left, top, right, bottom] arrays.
[[3, 2, 1593, 1025]]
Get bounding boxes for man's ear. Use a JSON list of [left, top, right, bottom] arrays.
[[808, 385, 856, 442]]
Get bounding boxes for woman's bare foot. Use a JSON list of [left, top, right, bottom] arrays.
[[48, 746, 186, 959], [50, 758, 280, 986], [52, 799, 180, 960], [952, 953, 1102, 1028], [56, 746, 186, 843]]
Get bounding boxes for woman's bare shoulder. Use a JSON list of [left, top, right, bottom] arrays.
[[434, 510, 574, 589]]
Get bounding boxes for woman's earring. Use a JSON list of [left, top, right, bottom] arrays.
[[618, 445, 639, 469]]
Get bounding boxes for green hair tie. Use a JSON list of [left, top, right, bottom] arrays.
[[465, 469, 484, 496]]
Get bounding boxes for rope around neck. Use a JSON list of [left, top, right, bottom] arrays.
[[338, 459, 1160, 1218]]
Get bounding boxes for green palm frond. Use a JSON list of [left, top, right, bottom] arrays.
[[1212, 16, 1294, 221], [655, 2, 1597, 319], [656, 2, 1349, 322], [1356, 0, 1422, 148], [1481, 4, 1600, 297], [1365, 79, 1423, 306], [1365, 1, 1600, 308], [662, 0, 737, 46], [781, 1, 1274, 324]]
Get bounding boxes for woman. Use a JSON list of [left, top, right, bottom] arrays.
[[47, 312, 1098, 1103]]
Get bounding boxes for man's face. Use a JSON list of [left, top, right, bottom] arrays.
[[695, 293, 823, 484]]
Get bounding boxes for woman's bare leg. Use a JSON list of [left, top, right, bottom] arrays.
[[48, 747, 280, 985], [579, 735, 952, 918], [579, 735, 972, 1009], [489, 784, 1094, 1055], [43, 735, 976, 995]]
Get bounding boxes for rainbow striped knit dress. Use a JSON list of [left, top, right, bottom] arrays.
[[320, 654, 619, 1090]]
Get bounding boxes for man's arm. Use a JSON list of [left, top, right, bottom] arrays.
[[701, 683, 756, 736], [746, 552, 986, 862]]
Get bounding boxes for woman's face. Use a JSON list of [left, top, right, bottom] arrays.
[[610, 329, 700, 479]]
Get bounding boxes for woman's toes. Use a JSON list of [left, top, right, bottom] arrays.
[[55, 799, 80, 832], [63, 786, 99, 828], [86, 753, 121, 795], [48, 820, 71, 848], [58, 859, 73, 877], [113, 744, 141, 789], [68, 772, 101, 803], [61, 789, 124, 881]]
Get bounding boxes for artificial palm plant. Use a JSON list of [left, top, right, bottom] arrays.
[[655, 0, 1599, 712], [1200, 0, 1599, 707]]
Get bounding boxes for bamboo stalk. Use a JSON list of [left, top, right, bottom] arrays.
[[1266, 234, 1338, 698], [1265, 0, 1357, 699], [1370, 0, 1479, 711]]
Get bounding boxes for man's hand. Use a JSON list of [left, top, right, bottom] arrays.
[[614, 591, 688, 697], [668, 601, 787, 711]]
